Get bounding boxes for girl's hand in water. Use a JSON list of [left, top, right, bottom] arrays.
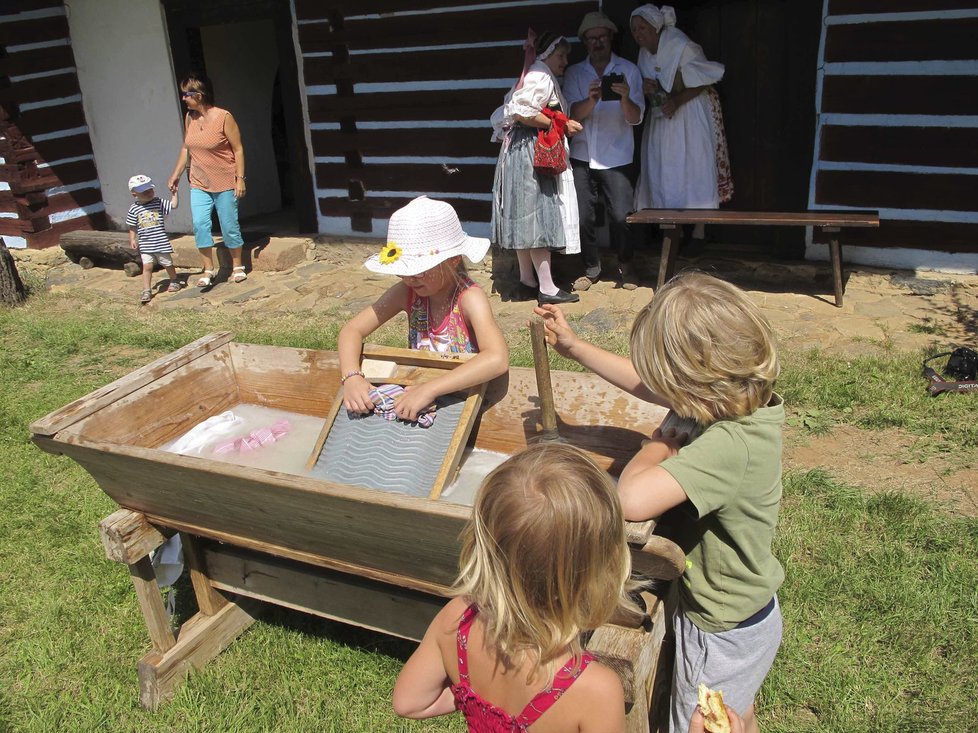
[[393, 384, 437, 423], [342, 375, 374, 414]]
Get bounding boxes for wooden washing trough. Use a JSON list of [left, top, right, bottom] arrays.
[[31, 332, 683, 726]]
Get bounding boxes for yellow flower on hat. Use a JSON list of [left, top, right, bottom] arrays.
[[378, 242, 402, 265]]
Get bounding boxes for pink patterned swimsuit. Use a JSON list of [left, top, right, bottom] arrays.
[[407, 277, 479, 353], [450, 604, 595, 732]]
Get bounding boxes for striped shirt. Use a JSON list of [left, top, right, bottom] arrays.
[[126, 197, 173, 254]]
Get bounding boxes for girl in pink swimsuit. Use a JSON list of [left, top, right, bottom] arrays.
[[393, 443, 638, 732], [339, 196, 508, 423]]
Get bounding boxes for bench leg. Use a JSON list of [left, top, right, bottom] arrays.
[[823, 226, 844, 307], [659, 225, 681, 290]]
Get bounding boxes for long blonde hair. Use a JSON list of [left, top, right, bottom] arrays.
[[630, 271, 780, 424], [454, 443, 635, 673]]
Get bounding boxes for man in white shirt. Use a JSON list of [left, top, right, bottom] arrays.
[[563, 11, 645, 291]]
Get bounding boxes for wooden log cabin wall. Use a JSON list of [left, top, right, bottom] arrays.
[[295, 0, 829, 251], [293, 0, 597, 236], [0, 1, 105, 249], [810, 0, 978, 259]]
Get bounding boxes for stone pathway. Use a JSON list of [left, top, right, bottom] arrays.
[[13, 237, 978, 355]]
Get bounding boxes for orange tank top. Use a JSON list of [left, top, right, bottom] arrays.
[[184, 107, 237, 193]]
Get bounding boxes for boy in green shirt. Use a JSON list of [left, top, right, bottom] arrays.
[[536, 272, 784, 733]]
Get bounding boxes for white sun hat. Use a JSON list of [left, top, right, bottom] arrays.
[[364, 196, 491, 277]]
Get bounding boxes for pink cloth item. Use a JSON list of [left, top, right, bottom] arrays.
[[212, 419, 291, 455]]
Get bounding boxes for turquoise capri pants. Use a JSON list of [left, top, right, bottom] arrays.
[[190, 187, 243, 250]]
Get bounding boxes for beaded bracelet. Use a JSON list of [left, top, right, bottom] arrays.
[[340, 370, 365, 384]]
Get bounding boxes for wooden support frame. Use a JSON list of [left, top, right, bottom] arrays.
[[99, 509, 256, 709], [626, 209, 880, 307], [589, 592, 672, 733]]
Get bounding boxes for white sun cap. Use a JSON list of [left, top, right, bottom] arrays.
[[363, 196, 490, 277], [128, 174, 154, 193]]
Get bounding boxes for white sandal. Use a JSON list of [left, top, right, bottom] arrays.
[[196, 269, 214, 288], [232, 266, 248, 283]]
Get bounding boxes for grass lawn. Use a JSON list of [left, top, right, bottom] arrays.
[[1, 288, 975, 732]]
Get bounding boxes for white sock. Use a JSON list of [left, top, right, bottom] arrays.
[[530, 249, 558, 295]]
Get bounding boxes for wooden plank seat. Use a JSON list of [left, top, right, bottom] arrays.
[[625, 209, 880, 307]]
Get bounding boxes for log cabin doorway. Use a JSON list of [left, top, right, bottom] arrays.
[[162, 0, 316, 234], [605, 0, 823, 255]]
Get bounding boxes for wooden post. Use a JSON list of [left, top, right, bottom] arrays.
[[529, 317, 561, 442], [822, 225, 844, 307], [129, 556, 177, 653], [138, 598, 258, 709], [589, 592, 671, 733], [180, 532, 228, 616], [658, 225, 681, 289], [99, 510, 258, 709], [99, 510, 175, 652]]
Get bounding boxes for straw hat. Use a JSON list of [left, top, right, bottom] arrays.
[[364, 196, 490, 277], [578, 11, 618, 38]]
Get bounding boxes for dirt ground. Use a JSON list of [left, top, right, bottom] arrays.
[[785, 424, 978, 517], [12, 241, 978, 516]]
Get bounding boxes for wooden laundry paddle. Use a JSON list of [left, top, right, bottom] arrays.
[[529, 316, 563, 442]]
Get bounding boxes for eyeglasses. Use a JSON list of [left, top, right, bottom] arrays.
[[180, 91, 200, 99], [584, 33, 611, 44]]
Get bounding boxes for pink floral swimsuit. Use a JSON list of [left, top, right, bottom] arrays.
[[450, 604, 595, 732], [407, 277, 479, 353]]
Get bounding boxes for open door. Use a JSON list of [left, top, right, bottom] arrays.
[[162, 0, 316, 234]]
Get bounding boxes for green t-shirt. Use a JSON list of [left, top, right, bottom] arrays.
[[660, 395, 786, 633]]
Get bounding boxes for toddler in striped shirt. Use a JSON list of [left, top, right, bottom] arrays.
[[127, 174, 182, 304]]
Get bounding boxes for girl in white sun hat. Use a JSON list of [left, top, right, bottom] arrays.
[[338, 196, 509, 422]]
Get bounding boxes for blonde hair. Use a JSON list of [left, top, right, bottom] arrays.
[[630, 271, 779, 424], [454, 443, 635, 674]]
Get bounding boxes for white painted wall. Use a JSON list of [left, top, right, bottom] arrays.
[[66, 0, 191, 232], [201, 20, 281, 219]]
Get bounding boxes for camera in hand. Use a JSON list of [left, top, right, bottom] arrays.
[[601, 73, 624, 101]]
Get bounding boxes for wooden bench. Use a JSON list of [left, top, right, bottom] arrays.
[[625, 209, 880, 307]]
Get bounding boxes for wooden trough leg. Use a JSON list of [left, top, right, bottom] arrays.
[[822, 226, 844, 307], [181, 532, 228, 616], [137, 596, 258, 709], [99, 510, 257, 709], [658, 225, 681, 290], [588, 591, 671, 733]]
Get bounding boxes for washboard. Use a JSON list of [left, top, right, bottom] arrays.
[[305, 346, 485, 500]]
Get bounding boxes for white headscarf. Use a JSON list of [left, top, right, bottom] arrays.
[[538, 35, 566, 61], [630, 4, 677, 33]]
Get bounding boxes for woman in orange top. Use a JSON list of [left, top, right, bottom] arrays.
[[167, 73, 248, 286]]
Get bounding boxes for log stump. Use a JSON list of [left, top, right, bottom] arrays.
[[61, 230, 142, 276], [0, 238, 28, 306]]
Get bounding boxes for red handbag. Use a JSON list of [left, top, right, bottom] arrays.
[[533, 108, 569, 176]]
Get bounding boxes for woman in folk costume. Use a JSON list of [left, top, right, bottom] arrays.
[[491, 31, 584, 305], [631, 5, 733, 238]]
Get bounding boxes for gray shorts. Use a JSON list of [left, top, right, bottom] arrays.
[[141, 252, 173, 267], [669, 596, 783, 733]]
